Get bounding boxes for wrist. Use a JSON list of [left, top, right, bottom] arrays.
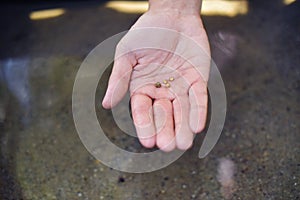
[[148, 0, 202, 16]]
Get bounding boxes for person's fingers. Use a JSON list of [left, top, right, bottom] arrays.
[[153, 99, 176, 152], [131, 94, 156, 148], [173, 96, 194, 150], [189, 80, 208, 133], [102, 54, 135, 109]]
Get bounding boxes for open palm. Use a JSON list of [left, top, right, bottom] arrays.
[[102, 11, 211, 151]]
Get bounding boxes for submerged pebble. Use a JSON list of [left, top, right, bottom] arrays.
[[217, 158, 236, 199]]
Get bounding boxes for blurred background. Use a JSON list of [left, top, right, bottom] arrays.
[[0, 0, 299, 199]]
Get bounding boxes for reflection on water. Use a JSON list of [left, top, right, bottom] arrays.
[[210, 31, 239, 70], [29, 8, 66, 21], [1, 58, 31, 125], [105, 0, 249, 17]]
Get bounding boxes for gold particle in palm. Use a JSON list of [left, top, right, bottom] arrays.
[[155, 82, 162, 88]]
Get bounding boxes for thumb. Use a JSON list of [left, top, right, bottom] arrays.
[[102, 54, 135, 109]]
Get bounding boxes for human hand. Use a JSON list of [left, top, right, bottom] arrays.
[[102, 10, 210, 152]]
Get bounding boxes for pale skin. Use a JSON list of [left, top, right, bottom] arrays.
[[102, 0, 210, 151]]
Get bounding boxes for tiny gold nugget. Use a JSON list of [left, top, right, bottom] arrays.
[[155, 82, 162, 88]]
